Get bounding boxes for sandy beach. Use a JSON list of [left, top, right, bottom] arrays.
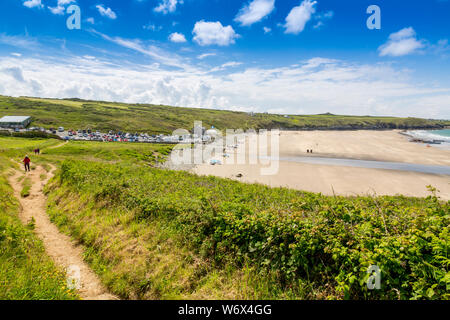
[[192, 130, 450, 200]]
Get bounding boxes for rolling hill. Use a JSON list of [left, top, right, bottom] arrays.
[[0, 95, 448, 134]]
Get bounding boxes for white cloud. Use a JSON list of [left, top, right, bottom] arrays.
[[23, 0, 43, 9], [263, 26, 272, 34], [313, 10, 333, 29], [143, 23, 162, 31], [91, 30, 189, 69], [210, 61, 243, 72], [169, 32, 187, 43], [193, 21, 239, 46], [154, 0, 183, 14], [379, 27, 425, 57], [197, 53, 216, 60], [284, 0, 317, 35], [48, 6, 65, 15], [1, 67, 25, 82], [235, 0, 275, 26], [48, 0, 76, 15], [1, 53, 449, 119], [96, 4, 117, 20], [431, 39, 450, 58], [0, 34, 39, 49], [11, 53, 22, 57]]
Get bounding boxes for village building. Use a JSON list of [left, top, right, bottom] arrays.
[[0, 116, 32, 129]]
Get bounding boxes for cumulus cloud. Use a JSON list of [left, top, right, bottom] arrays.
[[154, 0, 183, 14], [48, 6, 65, 15], [1, 67, 25, 82], [263, 27, 272, 34], [1, 53, 449, 119], [284, 0, 317, 34], [379, 27, 425, 57], [48, 0, 76, 15], [193, 21, 239, 46], [96, 4, 117, 19], [235, 0, 275, 26], [23, 0, 43, 9], [169, 32, 187, 43]]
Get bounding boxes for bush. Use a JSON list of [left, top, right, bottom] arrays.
[[54, 160, 450, 300]]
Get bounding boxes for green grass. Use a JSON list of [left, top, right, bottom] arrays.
[[1, 95, 448, 134], [20, 177, 31, 198], [1, 135, 448, 300], [0, 137, 58, 150], [0, 156, 78, 300], [43, 140, 174, 166], [45, 159, 450, 300]]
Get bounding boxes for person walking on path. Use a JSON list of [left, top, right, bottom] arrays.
[[23, 155, 31, 172]]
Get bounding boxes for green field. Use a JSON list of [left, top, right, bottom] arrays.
[[43, 140, 174, 165], [1, 137, 448, 300], [1, 95, 448, 134]]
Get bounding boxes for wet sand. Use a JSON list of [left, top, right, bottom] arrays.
[[192, 130, 450, 200]]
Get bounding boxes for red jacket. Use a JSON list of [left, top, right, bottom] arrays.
[[23, 157, 31, 164]]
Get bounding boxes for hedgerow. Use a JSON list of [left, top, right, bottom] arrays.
[[56, 160, 449, 299]]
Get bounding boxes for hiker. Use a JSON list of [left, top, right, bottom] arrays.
[[37, 148, 40, 155], [23, 155, 31, 172]]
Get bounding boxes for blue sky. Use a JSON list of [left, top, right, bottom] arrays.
[[0, 0, 449, 118]]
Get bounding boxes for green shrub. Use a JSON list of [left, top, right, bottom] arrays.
[[54, 160, 450, 300]]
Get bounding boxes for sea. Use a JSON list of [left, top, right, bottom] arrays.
[[405, 129, 450, 150]]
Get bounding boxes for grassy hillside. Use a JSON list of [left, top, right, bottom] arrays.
[[45, 159, 449, 300], [1, 95, 448, 134], [1, 137, 448, 300]]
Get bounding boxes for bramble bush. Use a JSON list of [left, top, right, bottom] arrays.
[[57, 160, 449, 299]]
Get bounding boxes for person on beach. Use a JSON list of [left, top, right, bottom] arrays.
[[23, 155, 31, 172]]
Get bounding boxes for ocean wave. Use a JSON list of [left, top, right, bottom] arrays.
[[405, 130, 450, 143]]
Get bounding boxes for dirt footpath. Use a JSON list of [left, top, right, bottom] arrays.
[[8, 163, 118, 300]]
